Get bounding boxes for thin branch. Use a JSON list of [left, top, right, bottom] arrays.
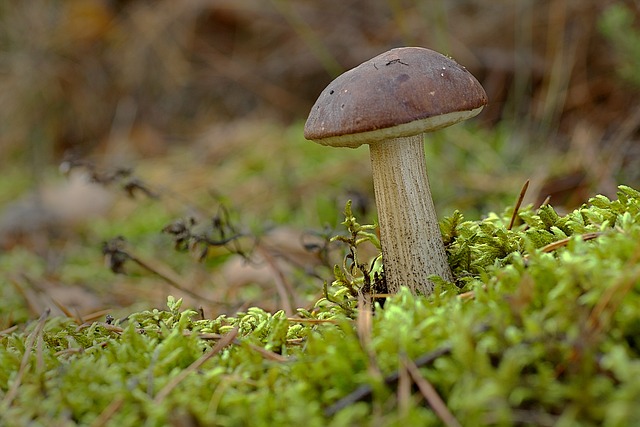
[[153, 327, 239, 404], [256, 245, 295, 315], [1, 309, 50, 409], [540, 232, 601, 253], [402, 355, 462, 427], [324, 345, 452, 416], [90, 397, 125, 427], [587, 244, 640, 335], [102, 237, 231, 307], [508, 179, 530, 230]]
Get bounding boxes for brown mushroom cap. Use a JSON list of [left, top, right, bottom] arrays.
[[304, 47, 488, 148]]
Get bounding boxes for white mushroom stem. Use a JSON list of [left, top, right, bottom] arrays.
[[368, 134, 453, 295]]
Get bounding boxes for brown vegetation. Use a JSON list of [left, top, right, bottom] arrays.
[[1, 0, 638, 161]]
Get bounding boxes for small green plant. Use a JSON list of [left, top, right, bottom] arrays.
[[319, 200, 384, 316]]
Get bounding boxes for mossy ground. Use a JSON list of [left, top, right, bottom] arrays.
[[2, 185, 640, 426], [2, 3, 639, 425]]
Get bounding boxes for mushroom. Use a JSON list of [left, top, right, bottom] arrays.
[[304, 47, 487, 295]]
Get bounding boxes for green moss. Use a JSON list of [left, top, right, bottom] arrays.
[[2, 185, 640, 426]]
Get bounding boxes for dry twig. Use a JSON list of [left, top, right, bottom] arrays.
[[153, 327, 239, 404], [1, 309, 50, 409], [402, 355, 462, 427], [508, 179, 530, 230], [324, 345, 452, 416]]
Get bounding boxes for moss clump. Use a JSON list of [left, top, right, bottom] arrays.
[[2, 185, 640, 426]]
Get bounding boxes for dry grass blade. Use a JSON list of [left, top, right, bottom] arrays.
[[540, 232, 601, 253], [240, 341, 290, 363], [587, 245, 640, 335], [539, 195, 552, 208], [76, 322, 125, 334], [324, 345, 452, 416], [0, 325, 19, 336], [89, 397, 125, 427], [356, 293, 372, 352], [397, 356, 411, 418], [402, 355, 462, 427], [110, 242, 230, 307], [50, 297, 81, 324], [82, 309, 115, 323], [7, 274, 42, 317], [256, 245, 296, 315], [508, 179, 530, 230], [153, 327, 239, 404], [286, 318, 339, 324], [457, 284, 487, 301], [1, 309, 50, 409], [357, 293, 382, 381]]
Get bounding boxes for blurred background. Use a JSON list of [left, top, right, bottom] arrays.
[[1, 0, 639, 321]]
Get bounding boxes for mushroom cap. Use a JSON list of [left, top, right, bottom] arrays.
[[304, 47, 488, 148]]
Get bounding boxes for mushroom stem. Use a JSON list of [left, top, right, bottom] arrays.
[[369, 134, 453, 295]]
